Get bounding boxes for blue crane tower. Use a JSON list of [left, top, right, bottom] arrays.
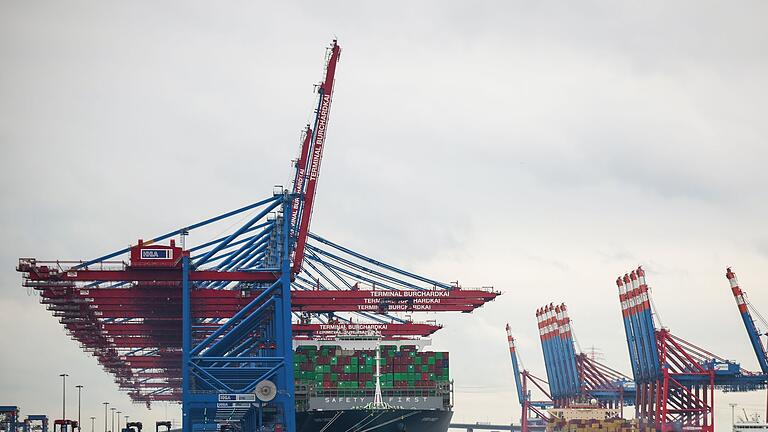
[[615, 266, 768, 432]]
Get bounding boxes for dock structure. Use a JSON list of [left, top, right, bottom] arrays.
[[14, 39, 499, 432], [449, 423, 544, 431]]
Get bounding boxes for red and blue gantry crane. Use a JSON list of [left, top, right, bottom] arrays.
[[726, 267, 768, 418], [505, 307, 635, 430], [534, 303, 635, 411], [16, 40, 499, 432], [505, 325, 552, 432], [615, 266, 768, 431]]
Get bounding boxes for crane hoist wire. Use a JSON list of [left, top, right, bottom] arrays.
[[197, 206, 263, 246], [648, 285, 665, 330], [745, 293, 768, 335]]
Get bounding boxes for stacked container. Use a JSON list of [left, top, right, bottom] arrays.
[[545, 418, 639, 432], [293, 345, 449, 393]]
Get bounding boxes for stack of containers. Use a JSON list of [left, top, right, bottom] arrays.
[[293, 345, 449, 394], [545, 418, 639, 432]]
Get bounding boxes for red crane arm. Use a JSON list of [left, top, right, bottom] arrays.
[[290, 126, 312, 237], [292, 40, 341, 274], [292, 322, 442, 338]]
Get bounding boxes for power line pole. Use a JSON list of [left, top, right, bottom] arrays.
[[59, 374, 69, 422], [102, 403, 109, 432]]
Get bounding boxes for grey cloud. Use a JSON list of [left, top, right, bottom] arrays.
[[2, 0, 768, 427]]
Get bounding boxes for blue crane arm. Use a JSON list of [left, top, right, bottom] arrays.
[[506, 324, 525, 405], [727, 268, 768, 373]]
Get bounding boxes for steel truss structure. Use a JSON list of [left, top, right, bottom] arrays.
[[22, 416, 48, 432], [616, 266, 768, 431], [19, 194, 297, 430], [535, 304, 635, 409], [16, 40, 500, 432], [1, 407, 21, 432]]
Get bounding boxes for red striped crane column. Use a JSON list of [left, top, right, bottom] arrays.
[[628, 270, 660, 425], [627, 271, 652, 423], [537, 306, 559, 404], [729, 268, 748, 314], [555, 304, 571, 398], [506, 324, 529, 432], [635, 266, 662, 427], [558, 303, 580, 400], [547, 303, 567, 405], [546, 304, 562, 404], [618, 273, 647, 420], [726, 267, 768, 373]]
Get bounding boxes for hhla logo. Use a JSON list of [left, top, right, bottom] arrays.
[[141, 249, 171, 259]]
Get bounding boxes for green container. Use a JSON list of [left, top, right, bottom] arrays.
[[330, 357, 338, 365], [428, 357, 436, 365]]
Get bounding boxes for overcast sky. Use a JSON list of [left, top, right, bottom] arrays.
[[2, 0, 768, 428]]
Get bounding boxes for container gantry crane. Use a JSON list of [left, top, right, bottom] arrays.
[[505, 324, 552, 432], [0, 407, 22, 432], [16, 40, 499, 432], [726, 267, 768, 420], [615, 266, 768, 432], [535, 304, 635, 410], [23, 416, 48, 432]]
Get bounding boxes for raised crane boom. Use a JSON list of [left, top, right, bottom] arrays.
[[506, 323, 525, 405], [505, 325, 552, 432], [292, 39, 341, 274], [726, 267, 768, 373]]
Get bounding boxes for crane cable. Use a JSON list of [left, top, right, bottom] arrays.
[[648, 285, 665, 330], [745, 293, 768, 340]]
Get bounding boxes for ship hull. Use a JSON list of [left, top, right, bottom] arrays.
[[297, 408, 453, 432]]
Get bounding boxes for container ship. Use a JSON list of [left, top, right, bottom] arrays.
[[293, 340, 452, 432]]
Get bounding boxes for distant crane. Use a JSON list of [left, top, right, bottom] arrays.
[[726, 267, 768, 420], [615, 266, 768, 431], [505, 324, 552, 432], [291, 40, 341, 275], [535, 303, 634, 411], [726, 268, 768, 373]]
